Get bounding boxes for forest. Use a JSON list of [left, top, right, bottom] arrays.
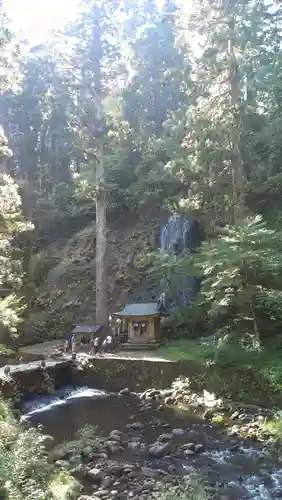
[[1, 0, 282, 365], [3, 1, 282, 499]]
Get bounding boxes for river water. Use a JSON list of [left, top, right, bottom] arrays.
[[21, 386, 282, 499]]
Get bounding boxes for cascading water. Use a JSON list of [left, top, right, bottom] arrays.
[[21, 386, 109, 417], [159, 214, 201, 309], [160, 214, 200, 254]]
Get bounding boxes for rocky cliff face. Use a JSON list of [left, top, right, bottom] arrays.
[[22, 215, 160, 343]]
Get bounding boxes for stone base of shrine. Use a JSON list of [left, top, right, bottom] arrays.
[[121, 341, 161, 350]]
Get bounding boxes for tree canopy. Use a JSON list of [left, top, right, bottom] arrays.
[[1, 0, 282, 348]]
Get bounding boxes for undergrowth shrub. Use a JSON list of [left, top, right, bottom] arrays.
[[0, 398, 80, 500], [154, 473, 211, 500]]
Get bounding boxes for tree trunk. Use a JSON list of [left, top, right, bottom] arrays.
[[228, 18, 244, 222], [95, 137, 108, 328], [91, 8, 109, 329]]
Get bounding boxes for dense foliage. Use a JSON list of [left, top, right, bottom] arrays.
[[0, 398, 79, 499], [0, 5, 31, 341], [1, 0, 282, 348]]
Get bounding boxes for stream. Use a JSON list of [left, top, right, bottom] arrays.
[[21, 385, 282, 500]]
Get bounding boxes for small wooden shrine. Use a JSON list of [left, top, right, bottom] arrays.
[[71, 323, 102, 344], [114, 302, 161, 349]]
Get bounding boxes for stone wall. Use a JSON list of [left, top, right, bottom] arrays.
[[0, 355, 281, 408], [0, 360, 71, 399], [73, 357, 282, 407], [73, 357, 189, 392]]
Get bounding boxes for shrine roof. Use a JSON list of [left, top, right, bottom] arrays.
[[114, 302, 160, 317], [72, 324, 102, 334]]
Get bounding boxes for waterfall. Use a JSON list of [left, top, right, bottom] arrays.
[[159, 215, 201, 308], [160, 215, 200, 254]]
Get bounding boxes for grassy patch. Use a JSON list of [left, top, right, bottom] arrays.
[[157, 337, 282, 405], [157, 338, 215, 362], [158, 337, 282, 371]]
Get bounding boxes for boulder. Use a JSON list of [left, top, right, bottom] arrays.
[[161, 389, 173, 398], [140, 404, 152, 412], [203, 409, 215, 419], [70, 464, 89, 479], [181, 443, 195, 451], [148, 442, 170, 457], [186, 430, 201, 443], [175, 394, 184, 403], [172, 428, 185, 436], [119, 388, 130, 396], [48, 444, 68, 462], [109, 430, 122, 439], [128, 421, 143, 430], [157, 405, 165, 411], [54, 460, 70, 469], [94, 490, 109, 497], [195, 443, 203, 453], [128, 441, 139, 451], [88, 468, 105, 483], [135, 481, 156, 493], [78, 497, 96, 500], [108, 433, 122, 443], [158, 433, 173, 442], [184, 449, 195, 456], [107, 464, 125, 476], [141, 467, 160, 478], [164, 397, 175, 405], [102, 476, 113, 488], [147, 390, 160, 399], [230, 411, 240, 421], [106, 441, 124, 454], [90, 452, 108, 460]]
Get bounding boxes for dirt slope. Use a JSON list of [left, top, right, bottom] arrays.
[[22, 216, 160, 343]]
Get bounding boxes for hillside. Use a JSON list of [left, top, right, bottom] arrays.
[[22, 215, 160, 343]]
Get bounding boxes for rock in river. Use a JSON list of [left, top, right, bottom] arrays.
[[172, 428, 185, 436], [164, 397, 175, 405], [88, 468, 105, 483], [48, 444, 68, 462], [127, 421, 143, 431], [94, 490, 110, 497], [119, 388, 130, 396], [181, 443, 195, 451], [108, 430, 122, 441], [78, 496, 98, 500], [184, 449, 195, 456], [158, 433, 173, 442], [148, 441, 170, 457], [106, 441, 124, 454]]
